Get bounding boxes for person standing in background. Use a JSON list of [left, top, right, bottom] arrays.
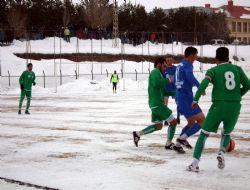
[[110, 70, 119, 93], [64, 27, 71, 43], [18, 63, 36, 115]]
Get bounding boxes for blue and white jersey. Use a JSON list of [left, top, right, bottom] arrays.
[[164, 65, 177, 92], [175, 59, 200, 97]]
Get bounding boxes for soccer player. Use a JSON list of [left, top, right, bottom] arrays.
[[175, 47, 205, 149], [187, 47, 250, 172], [164, 55, 177, 106], [110, 70, 119, 93], [133, 57, 185, 153], [163, 55, 180, 125], [18, 63, 36, 115]]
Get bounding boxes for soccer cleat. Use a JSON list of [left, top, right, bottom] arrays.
[[25, 110, 30, 115], [177, 117, 180, 124], [164, 121, 169, 126], [177, 138, 192, 149], [186, 164, 199, 173], [18, 110, 21, 115], [173, 145, 185, 154], [133, 131, 140, 147], [165, 142, 175, 150], [217, 152, 225, 169]]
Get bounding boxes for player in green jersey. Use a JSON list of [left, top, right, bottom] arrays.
[[187, 47, 250, 172], [133, 57, 185, 153], [18, 63, 36, 115]]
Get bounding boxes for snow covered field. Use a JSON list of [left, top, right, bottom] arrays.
[[0, 39, 250, 189]]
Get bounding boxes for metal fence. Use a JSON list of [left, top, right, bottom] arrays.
[[1, 64, 207, 90], [1, 69, 152, 89], [1, 29, 244, 91]]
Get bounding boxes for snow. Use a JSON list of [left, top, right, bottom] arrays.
[[244, 7, 250, 11], [241, 14, 250, 19], [0, 38, 250, 190]]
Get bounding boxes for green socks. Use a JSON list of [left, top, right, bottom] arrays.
[[142, 124, 158, 135], [167, 125, 176, 142], [193, 131, 209, 160], [220, 134, 230, 152]]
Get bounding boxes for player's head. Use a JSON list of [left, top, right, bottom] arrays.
[[165, 55, 173, 67], [27, 63, 33, 71], [184, 47, 198, 63], [215, 47, 229, 63], [154, 57, 167, 73], [114, 70, 117, 74]]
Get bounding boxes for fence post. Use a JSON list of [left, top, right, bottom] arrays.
[[121, 69, 123, 78], [106, 69, 109, 78], [142, 31, 144, 55], [60, 70, 62, 85], [91, 70, 94, 80], [91, 35, 93, 54], [75, 70, 77, 80], [43, 70, 45, 88], [101, 37, 103, 54], [161, 31, 164, 55], [135, 69, 138, 81], [148, 39, 150, 56], [8, 70, 10, 87]]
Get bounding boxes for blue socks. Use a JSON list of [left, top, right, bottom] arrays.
[[180, 125, 189, 136], [186, 123, 201, 137]]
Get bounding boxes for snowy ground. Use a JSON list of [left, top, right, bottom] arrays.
[[0, 39, 250, 189], [1, 77, 250, 190]]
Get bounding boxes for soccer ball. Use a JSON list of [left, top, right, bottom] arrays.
[[227, 139, 236, 152]]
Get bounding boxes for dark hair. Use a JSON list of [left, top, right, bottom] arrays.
[[154, 57, 166, 67], [27, 63, 33, 67], [184, 47, 198, 57], [216, 47, 229, 62], [165, 54, 172, 59]]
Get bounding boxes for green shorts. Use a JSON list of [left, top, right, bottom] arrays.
[[164, 91, 176, 98], [202, 102, 241, 134], [21, 90, 32, 99], [151, 105, 173, 123]]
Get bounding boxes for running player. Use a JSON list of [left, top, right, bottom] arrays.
[[133, 57, 185, 153], [175, 47, 205, 149], [187, 47, 250, 172]]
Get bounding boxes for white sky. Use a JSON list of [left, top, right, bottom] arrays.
[[72, 0, 250, 10]]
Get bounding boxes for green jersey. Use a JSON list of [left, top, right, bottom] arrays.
[[19, 70, 36, 91], [148, 68, 170, 108], [194, 63, 250, 102]]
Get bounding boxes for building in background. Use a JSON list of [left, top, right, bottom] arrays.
[[206, 0, 250, 44]]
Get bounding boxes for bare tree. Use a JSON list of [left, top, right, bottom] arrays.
[[7, 6, 28, 38], [81, 0, 112, 29], [63, 0, 71, 27]]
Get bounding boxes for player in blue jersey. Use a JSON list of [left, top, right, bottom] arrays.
[[163, 55, 180, 125], [164, 55, 177, 105], [175, 47, 205, 149]]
